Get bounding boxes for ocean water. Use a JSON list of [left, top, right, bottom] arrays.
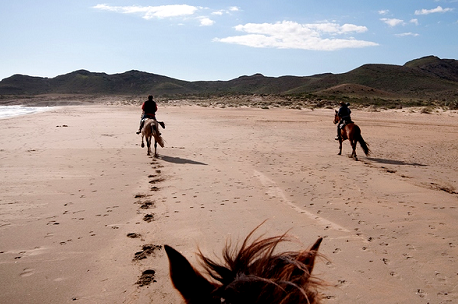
[[0, 105, 54, 119]]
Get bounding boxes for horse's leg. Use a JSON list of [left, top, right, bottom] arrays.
[[347, 128, 358, 160], [154, 140, 158, 157], [337, 129, 343, 155], [146, 136, 151, 155], [351, 126, 363, 160], [141, 135, 145, 148], [351, 138, 358, 160]]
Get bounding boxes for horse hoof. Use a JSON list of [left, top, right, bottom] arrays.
[[141, 143, 145, 148]]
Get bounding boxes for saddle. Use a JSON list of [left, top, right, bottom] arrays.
[[339, 118, 353, 129], [142, 118, 165, 129]]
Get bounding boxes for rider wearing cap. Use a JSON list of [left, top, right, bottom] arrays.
[[335, 102, 352, 140]]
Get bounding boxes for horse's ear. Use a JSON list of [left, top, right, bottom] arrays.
[[299, 237, 323, 275], [164, 245, 216, 303]]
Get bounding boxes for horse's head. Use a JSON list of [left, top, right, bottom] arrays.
[[333, 110, 339, 124], [165, 229, 324, 304]]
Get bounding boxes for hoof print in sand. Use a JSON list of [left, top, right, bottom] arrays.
[[149, 178, 164, 184], [143, 213, 155, 222], [134, 194, 150, 199], [133, 244, 162, 261], [127, 233, 141, 238], [139, 200, 155, 209], [136, 269, 156, 287]]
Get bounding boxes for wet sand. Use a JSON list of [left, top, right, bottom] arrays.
[[0, 104, 457, 303]]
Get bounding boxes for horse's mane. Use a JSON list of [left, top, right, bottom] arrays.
[[196, 229, 324, 304]]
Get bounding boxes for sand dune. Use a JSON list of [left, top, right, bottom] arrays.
[[0, 104, 457, 303]]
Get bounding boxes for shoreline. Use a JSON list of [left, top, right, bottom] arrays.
[[0, 105, 58, 119]]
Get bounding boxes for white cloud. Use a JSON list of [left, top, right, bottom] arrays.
[[395, 32, 420, 37], [410, 19, 419, 25], [415, 6, 454, 15], [378, 10, 390, 15], [199, 17, 215, 26], [306, 22, 368, 34], [93, 4, 199, 19], [214, 21, 378, 51], [380, 18, 405, 27], [211, 6, 240, 16]]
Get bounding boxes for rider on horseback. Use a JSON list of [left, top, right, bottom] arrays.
[[136, 95, 165, 134], [335, 102, 352, 140]]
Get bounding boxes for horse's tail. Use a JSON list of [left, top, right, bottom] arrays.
[[151, 123, 165, 148], [358, 134, 370, 156], [156, 135, 165, 148]]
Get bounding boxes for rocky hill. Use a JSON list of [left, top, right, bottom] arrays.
[[1, 56, 457, 108]]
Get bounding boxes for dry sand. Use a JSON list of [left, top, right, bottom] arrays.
[[0, 103, 457, 304]]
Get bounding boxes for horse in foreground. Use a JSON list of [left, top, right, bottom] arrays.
[[140, 118, 164, 157], [333, 110, 370, 160], [165, 228, 324, 304]]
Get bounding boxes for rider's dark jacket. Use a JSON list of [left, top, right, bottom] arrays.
[[142, 99, 157, 118], [337, 105, 351, 122]]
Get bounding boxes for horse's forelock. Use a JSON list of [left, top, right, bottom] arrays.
[[197, 232, 323, 304]]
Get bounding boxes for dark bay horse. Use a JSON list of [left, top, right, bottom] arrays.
[[165, 227, 324, 304], [333, 110, 370, 160], [140, 118, 164, 157]]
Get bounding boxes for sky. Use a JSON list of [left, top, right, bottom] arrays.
[[0, 0, 457, 81]]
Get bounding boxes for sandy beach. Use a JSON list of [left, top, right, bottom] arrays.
[[1, 103, 457, 303]]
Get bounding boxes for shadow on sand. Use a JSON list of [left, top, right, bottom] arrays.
[[366, 157, 427, 167], [160, 155, 208, 165]]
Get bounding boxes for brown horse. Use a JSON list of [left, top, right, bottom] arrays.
[[333, 110, 370, 160], [141, 118, 164, 157], [165, 227, 324, 304]]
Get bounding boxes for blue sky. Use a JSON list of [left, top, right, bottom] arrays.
[[0, 0, 456, 81]]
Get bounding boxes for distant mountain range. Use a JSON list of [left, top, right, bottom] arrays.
[[1, 56, 457, 105]]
